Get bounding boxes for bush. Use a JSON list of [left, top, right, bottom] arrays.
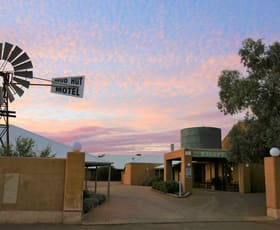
[[152, 181, 167, 193], [211, 177, 223, 190], [142, 176, 161, 186], [83, 197, 98, 213], [152, 180, 179, 194], [83, 190, 106, 213]]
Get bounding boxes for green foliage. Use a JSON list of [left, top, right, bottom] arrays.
[[218, 38, 280, 162], [227, 120, 269, 163], [14, 136, 36, 157], [39, 145, 56, 158], [142, 176, 161, 186], [152, 180, 179, 194], [0, 143, 13, 156], [211, 177, 223, 190], [0, 136, 55, 158], [83, 190, 106, 213]]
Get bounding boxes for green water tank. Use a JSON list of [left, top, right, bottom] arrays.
[[181, 127, 221, 149]]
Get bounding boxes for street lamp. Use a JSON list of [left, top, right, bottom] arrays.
[[72, 141, 82, 152], [270, 147, 280, 157]]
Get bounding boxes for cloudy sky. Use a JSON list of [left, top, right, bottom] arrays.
[[0, 0, 279, 155]]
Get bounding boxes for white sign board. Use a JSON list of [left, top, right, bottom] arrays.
[[3, 173, 19, 204], [51, 76, 85, 98], [186, 167, 192, 178]]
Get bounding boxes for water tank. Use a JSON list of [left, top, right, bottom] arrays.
[[181, 127, 221, 149]]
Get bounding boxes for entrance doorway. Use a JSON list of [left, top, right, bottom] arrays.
[[193, 163, 206, 188]]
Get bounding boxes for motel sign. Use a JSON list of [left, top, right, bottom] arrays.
[[51, 76, 85, 98]]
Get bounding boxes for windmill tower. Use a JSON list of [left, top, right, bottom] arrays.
[[0, 42, 33, 152]]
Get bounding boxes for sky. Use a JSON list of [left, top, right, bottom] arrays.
[[0, 0, 279, 155]]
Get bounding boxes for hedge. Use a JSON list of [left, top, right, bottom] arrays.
[[152, 180, 179, 194], [83, 190, 106, 213]]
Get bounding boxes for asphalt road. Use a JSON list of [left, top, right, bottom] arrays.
[[1, 221, 280, 230]]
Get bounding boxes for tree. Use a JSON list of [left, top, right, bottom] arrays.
[[218, 38, 280, 162], [39, 145, 56, 158], [226, 120, 267, 163], [14, 136, 36, 157], [0, 136, 56, 158]]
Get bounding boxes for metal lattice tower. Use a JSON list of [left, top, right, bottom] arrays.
[[0, 42, 33, 153]]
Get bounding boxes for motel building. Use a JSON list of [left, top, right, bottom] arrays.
[[123, 127, 229, 188], [164, 127, 229, 193], [122, 127, 265, 194]]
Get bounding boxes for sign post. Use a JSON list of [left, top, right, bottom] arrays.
[[50, 76, 85, 98]]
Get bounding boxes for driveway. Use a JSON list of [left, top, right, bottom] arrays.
[[83, 182, 268, 224]]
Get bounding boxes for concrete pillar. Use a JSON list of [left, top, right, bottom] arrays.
[[164, 149, 193, 194], [238, 163, 251, 193], [264, 157, 280, 218], [182, 155, 192, 193], [164, 160, 172, 181], [63, 152, 85, 224]]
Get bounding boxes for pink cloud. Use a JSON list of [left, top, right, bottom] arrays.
[[39, 125, 180, 155]]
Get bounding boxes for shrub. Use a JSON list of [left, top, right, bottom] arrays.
[[83, 190, 106, 213], [152, 181, 167, 193], [165, 180, 179, 193], [211, 177, 223, 190], [83, 197, 98, 213], [142, 176, 161, 186], [152, 180, 179, 194]]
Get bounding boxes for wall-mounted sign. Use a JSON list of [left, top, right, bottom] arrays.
[[192, 151, 226, 158], [186, 167, 192, 178], [3, 173, 19, 204], [51, 76, 85, 98]]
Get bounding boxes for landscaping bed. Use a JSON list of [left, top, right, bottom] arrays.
[[83, 190, 106, 213]]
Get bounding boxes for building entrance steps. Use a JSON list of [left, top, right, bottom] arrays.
[[82, 182, 268, 225]]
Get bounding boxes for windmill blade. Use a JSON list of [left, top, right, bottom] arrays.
[[14, 60, 33, 71], [8, 46, 23, 63], [11, 52, 30, 66], [6, 87, 15, 103], [11, 83, 24, 97], [0, 87, 3, 105], [14, 71, 33, 78], [13, 77, 30, 88], [0, 43, 3, 60], [2, 42, 13, 60]]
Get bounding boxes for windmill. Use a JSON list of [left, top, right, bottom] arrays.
[[0, 42, 85, 154], [0, 42, 33, 152]]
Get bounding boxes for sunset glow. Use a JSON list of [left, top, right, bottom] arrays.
[[1, 0, 279, 155]]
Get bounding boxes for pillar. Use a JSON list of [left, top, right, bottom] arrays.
[[238, 163, 251, 193], [182, 154, 192, 193], [164, 149, 193, 194], [164, 160, 172, 181], [63, 152, 85, 224], [264, 157, 280, 218]]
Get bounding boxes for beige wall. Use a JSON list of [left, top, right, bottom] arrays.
[[238, 163, 265, 193], [250, 163, 265, 193], [0, 157, 65, 211], [205, 163, 212, 182], [0, 152, 85, 224], [122, 163, 159, 185]]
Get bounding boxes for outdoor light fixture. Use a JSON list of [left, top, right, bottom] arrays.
[[270, 147, 280, 157], [72, 141, 82, 152]]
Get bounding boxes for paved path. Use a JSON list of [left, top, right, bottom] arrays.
[[2, 182, 280, 230], [83, 182, 269, 225]]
